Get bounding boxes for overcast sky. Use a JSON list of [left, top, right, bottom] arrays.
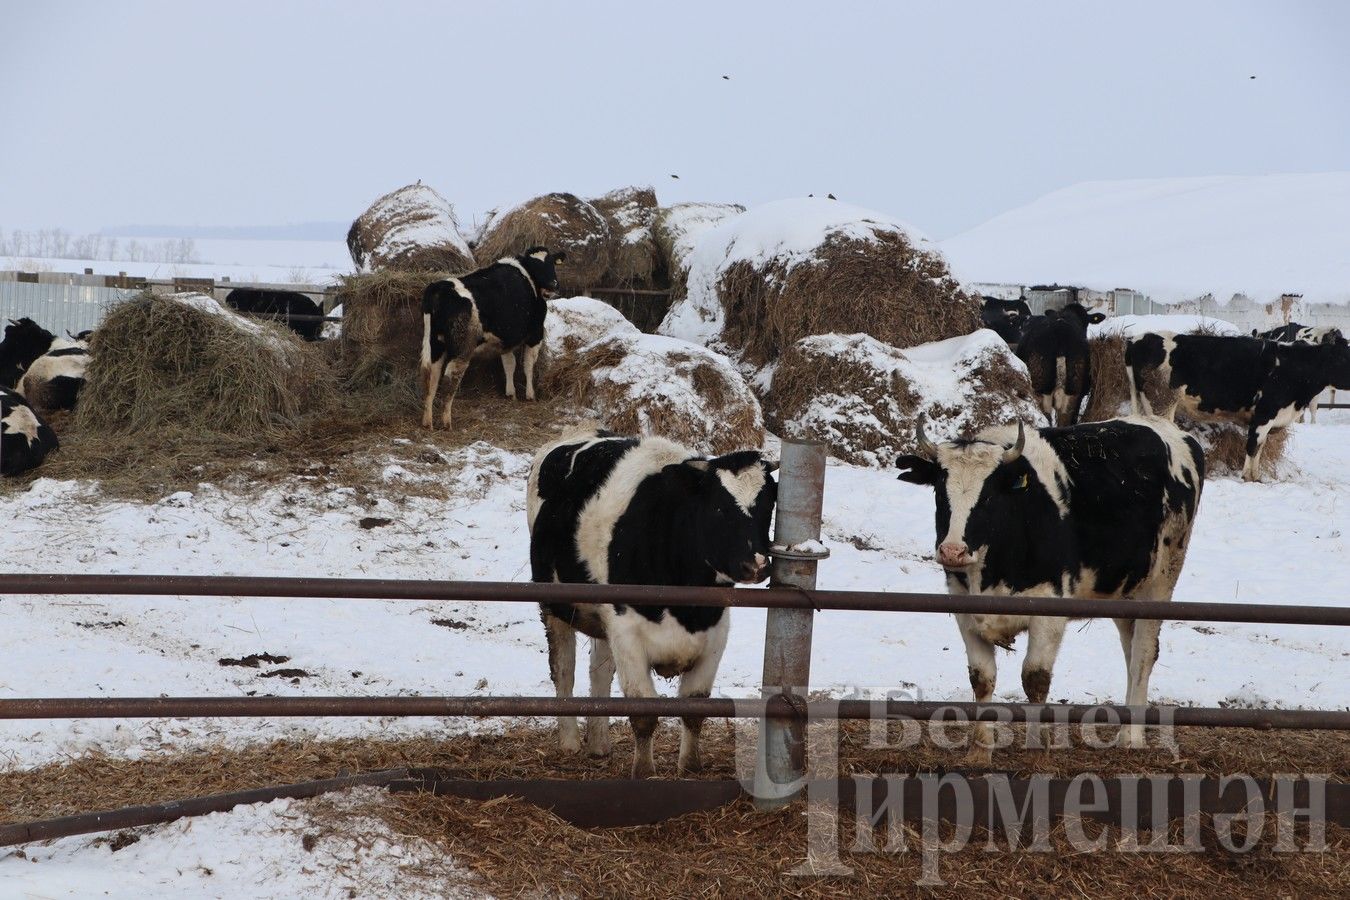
[[3, 0, 1347, 239]]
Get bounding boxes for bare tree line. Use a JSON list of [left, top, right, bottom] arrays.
[[0, 228, 200, 264]]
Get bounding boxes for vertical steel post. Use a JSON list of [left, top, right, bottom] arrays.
[[754, 437, 827, 810]]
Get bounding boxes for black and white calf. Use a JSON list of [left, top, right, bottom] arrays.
[[420, 246, 566, 429], [980, 296, 1032, 348], [1125, 332, 1350, 480], [225, 288, 325, 341], [528, 430, 777, 777], [0, 318, 59, 389], [895, 415, 1204, 760], [1, 387, 59, 476], [1014, 303, 1104, 426], [0, 318, 89, 412]]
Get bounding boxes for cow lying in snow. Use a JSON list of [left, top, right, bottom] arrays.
[[528, 429, 777, 777], [1, 318, 90, 412], [1, 386, 59, 476], [225, 288, 325, 341], [421, 246, 566, 429], [896, 414, 1203, 760], [1125, 332, 1350, 480], [1015, 303, 1105, 426]]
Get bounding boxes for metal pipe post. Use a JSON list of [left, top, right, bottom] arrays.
[[754, 438, 827, 810]]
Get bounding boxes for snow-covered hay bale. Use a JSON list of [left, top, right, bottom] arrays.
[[475, 193, 614, 294], [542, 297, 640, 359], [768, 330, 1041, 467], [347, 183, 474, 274], [77, 292, 336, 437], [652, 201, 744, 298], [590, 186, 660, 288], [661, 198, 980, 364], [547, 331, 762, 454]]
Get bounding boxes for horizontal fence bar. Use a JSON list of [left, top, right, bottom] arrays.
[[2, 574, 1346, 626], [1, 697, 1345, 730]]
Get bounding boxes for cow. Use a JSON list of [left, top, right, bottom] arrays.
[[980, 296, 1032, 347], [225, 288, 325, 341], [894, 414, 1204, 761], [421, 246, 566, 430], [1015, 303, 1105, 426], [17, 340, 89, 412], [0, 318, 58, 389], [1251, 324, 1347, 422], [1, 387, 59, 476], [527, 429, 778, 777], [1125, 332, 1350, 480]]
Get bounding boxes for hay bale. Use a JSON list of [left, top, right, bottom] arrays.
[[767, 330, 1043, 467], [545, 330, 762, 455], [475, 193, 614, 294], [77, 292, 336, 437], [1185, 419, 1288, 479], [660, 198, 980, 364], [347, 182, 474, 273], [333, 269, 441, 399], [590, 186, 660, 288], [543, 297, 640, 359], [652, 202, 744, 301]]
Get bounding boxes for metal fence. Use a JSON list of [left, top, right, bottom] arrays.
[[0, 279, 132, 335]]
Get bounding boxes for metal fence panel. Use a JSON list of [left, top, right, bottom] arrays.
[[0, 280, 132, 334]]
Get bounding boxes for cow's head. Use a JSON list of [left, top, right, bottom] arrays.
[[519, 246, 567, 299], [1059, 303, 1107, 332], [0, 318, 56, 386], [1318, 327, 1347, 348], [665, 450, 778, 584], [895, 416, 1071, 590]]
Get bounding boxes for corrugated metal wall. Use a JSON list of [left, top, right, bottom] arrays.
[[0, 280, 131, 335]]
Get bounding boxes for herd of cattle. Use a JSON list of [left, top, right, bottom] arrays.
[[980, 295, 1350, 480]]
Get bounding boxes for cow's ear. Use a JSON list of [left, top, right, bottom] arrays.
[[552, 251, 567, 265], [662, 460, 708, 490], [1088, 313, 1107, 325], [895, 454, 939, 485]]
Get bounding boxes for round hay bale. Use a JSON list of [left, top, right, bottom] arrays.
[[660, 198, 980, 364], [333, 270, 443, 400], [474, 193, 614, 294], [767, 330, 1043, 467], [348, 182, 474, 273], [546, 331, 762, 455], [542, 297, 640, 360], [77, 291, 336, 437], [652, 202, 744, 301], [589, 186, 660, 289]]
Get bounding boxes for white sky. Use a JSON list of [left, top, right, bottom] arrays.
[[2, 0, 1347, 239]]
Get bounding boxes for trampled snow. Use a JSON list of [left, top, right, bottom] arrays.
[[941, 173, 1350, 305], [659, 197, 937, 346]]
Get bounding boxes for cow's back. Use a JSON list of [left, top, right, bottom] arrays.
[[1046, 417, 1203, 597], [461, 263, 546, 347]]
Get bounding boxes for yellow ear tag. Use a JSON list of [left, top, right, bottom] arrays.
[[1014, 473, 1029, 490]]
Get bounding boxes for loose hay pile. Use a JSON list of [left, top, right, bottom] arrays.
[[660, 198, 980, 364], [475, 193, 614, 294], [333, 269, 442, 399], [768, 330, 1042, 467], [590, 186, 661, 288], [78, 292, 336, 437], [347, 182, 474, 273], [545, 324, 763, 455], [652, 201, 745, 301]]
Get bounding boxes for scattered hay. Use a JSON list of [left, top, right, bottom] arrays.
[[718, 229, 980, 364], [545, 331, 763, 455], [651, 201, 744, 302], [1187, 418, 1288, 479], [589, 186, 661, 288], [768, 330, 1041, 466], [347, 182, 474, 273], [76, 291, 336, 439], [474, 193, 614, 294]]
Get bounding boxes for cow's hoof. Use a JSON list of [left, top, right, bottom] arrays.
[[631, 759, 655, 779], [524, 393, 536, 402], [678, 757, 704, 776]]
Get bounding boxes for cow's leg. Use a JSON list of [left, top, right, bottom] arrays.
[[1308, 397, 1318, 425], [611, 628, 659, 778], [1119, 617, 1162, 748], [956, 614, 998, 765], [522, 342, 541, 401], [439, 359, 469, 430], [500, 349, 517, 400], [677, 616, 729, 775], [1023, 615, 1067, 751], [1242, 421, 1271, 482], [543, 613, 580, 753], [585, 636, 616, 758], [1037, 393, 1054, 426], [420, 356, 446, 429]]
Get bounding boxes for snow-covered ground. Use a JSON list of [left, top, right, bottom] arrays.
[[2, 237, 351, 285]]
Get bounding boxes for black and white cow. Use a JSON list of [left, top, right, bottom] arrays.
[[1125, 332, 1350, 480], [528, 429, 778, 777], [420, 246, 566, 430], [1251, 323, 1347, 422], [225, 288, 325, 341], [1015, 303, 1104, 426], [18, 334, 90, 413], [895, 414, 1204, 760], [1, 386, 59, 476], [0, 318, 58, 389], [980, 296, 1032, 347]]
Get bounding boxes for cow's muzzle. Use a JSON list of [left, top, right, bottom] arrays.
[[740, 553, 771, 583], [937, 541, 976, 570], [540, 289, 558, 300]]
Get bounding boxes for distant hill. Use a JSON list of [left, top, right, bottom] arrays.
[[101, 221, 349, 241]]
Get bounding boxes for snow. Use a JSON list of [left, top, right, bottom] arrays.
[[659, 197, 937, 346], [542, 296, 639, 354], [320, 302, 342, 340], [942, 173, 1350, 305], [1089, 313, 1244, 339], [2, 238, 351, 284], [653, 201, 744, 274], [359, 183, 473, 273]]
